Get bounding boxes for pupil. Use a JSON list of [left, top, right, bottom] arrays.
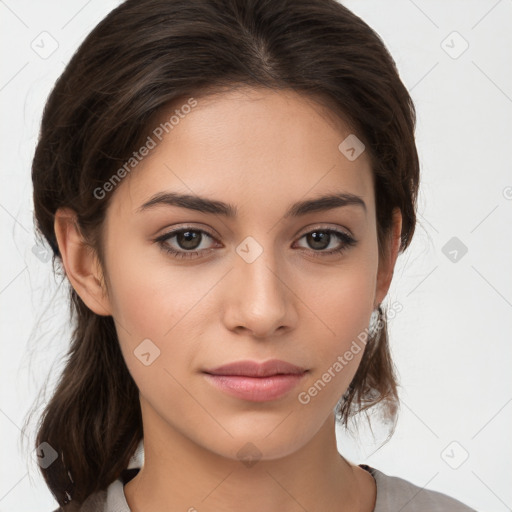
[[308, 231, 329, 250], [178, 230, 201, 250]]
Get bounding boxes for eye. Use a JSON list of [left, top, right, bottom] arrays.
[[154, 225, 357, 261], [155, 227, 218, 260], [294, 228, 357, 258]]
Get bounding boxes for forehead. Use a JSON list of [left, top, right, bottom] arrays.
[[108, 87, 374, 218]]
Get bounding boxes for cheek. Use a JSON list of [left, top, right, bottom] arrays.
[[306, 260, 376, 340], [103, 240, 232, 399], [105, 238, 215, 339], [295, 264, 376, 404]]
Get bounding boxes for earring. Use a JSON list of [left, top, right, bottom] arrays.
[[368, 305, 383, 339]]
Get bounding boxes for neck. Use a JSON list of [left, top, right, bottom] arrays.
[[124, 404, 373, 512]]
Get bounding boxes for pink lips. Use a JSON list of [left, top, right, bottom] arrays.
[[203, 359, 308, 402]]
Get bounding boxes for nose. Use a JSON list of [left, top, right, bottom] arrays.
[[221, 244, 298, 339]]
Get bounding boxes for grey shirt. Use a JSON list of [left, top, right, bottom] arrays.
[[56, 441, 477, 511]]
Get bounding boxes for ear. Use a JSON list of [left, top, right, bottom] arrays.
[[54, 207, 112, 316], [374, 208, 402, 306]]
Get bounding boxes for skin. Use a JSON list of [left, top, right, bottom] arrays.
[[55, 87, 402, 512]]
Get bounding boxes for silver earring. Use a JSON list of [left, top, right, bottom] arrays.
[[368, 306, 382, 339]]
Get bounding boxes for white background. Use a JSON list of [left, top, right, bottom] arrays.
[[0, 1, 511, 511]]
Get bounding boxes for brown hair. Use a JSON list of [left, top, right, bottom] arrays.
[[25, 0, 419, 507]]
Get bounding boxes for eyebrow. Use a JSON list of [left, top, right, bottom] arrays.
[[137, 191, 367, 217]]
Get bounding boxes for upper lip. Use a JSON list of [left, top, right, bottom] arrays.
[[203, 359, 307, 377]]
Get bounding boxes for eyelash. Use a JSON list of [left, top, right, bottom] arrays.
[[154, 225, 357, 261]]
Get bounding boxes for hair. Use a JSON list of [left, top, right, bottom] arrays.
[[25, 0, 419, 508]]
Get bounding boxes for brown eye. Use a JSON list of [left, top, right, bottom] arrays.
[[155, 227, 218, 260], [296, 228, 356, 255], [305, 231, 331, 250], [175, 230, 203, 250]]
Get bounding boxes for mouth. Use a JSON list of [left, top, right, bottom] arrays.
[[202, 359, 308, 402]]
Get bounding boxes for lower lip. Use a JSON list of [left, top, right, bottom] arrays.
[[203, 373, 306, 402]]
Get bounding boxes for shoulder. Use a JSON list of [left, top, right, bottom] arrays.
[[361, 465, 477, 512], [50, 467, 139, 512], [50, 489, 108, 512]]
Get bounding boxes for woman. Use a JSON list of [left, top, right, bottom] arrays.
[[29, 0, 476, 510]]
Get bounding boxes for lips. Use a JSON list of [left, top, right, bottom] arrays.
[[204, 359, 307, 377], [202, 359, 308, 402]]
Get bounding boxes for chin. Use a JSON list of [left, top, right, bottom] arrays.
[[204, 416, 318, 463]]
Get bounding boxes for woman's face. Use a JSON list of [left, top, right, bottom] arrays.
[[94, 87, 399, 460]]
